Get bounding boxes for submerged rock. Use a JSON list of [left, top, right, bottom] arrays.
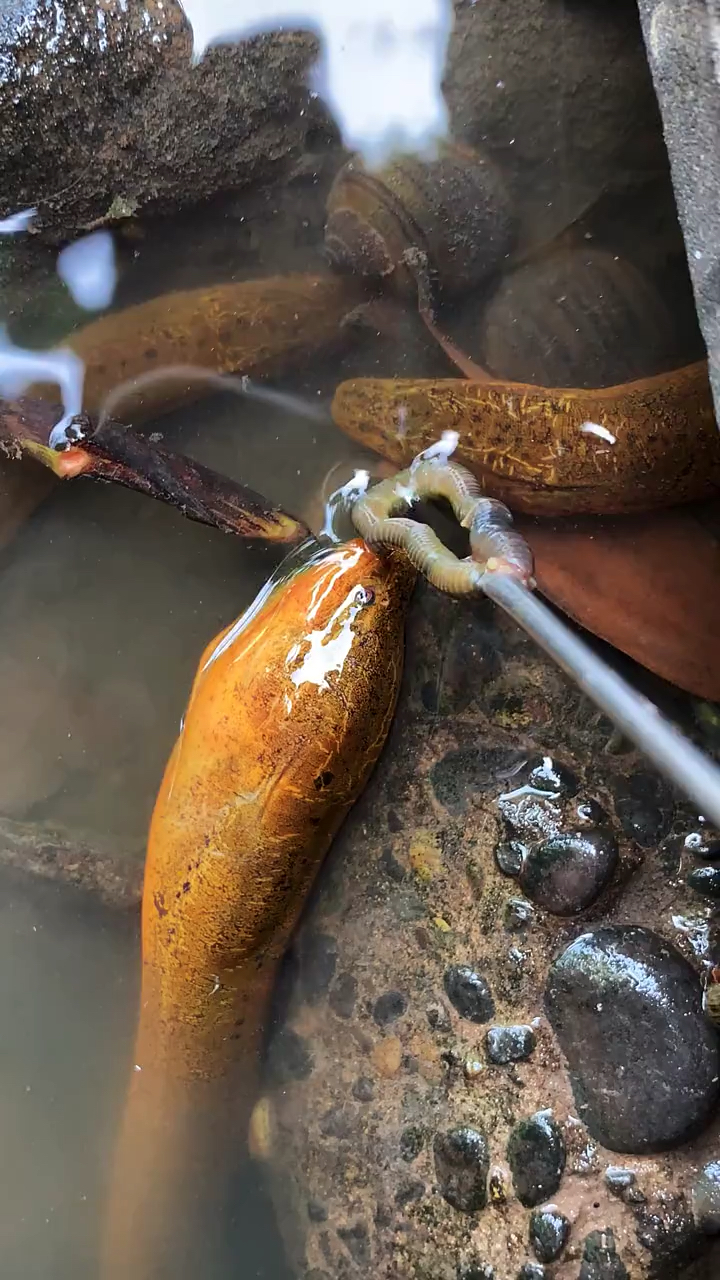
[[545, 926, 720, 1152], [0, 1, 324, 240], [518, 828, 618, 915], [506, 1112, 566, 1208], [528, 1208, 570, 1263], [433, 1127, 490, 1214]]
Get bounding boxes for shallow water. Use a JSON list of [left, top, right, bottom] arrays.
[[0, 3, 715, 1278]]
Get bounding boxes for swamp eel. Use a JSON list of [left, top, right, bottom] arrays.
[[331, 362, 720, 516], [101, 537, 413, 1278]]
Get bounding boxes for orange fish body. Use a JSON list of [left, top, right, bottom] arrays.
[[102, 539, 413, 1278]]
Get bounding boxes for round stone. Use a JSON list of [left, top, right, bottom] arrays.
[[495, 840, 526, 877], [687, 866, 720, 900], [691, 1160, 720, 1233], [527, 756, 579, 797], [372, 990, 407, 1025], [506, 1111, 566, 1207], [518, 828, 617, 915], [518, 1267, 546, 1280], [579, 1228, 628, 1280], [604, 1166, 636, 1196], [684, 830, 720, 859], [529, 1208, 570, 1262], [433, 1126, 490, 1213], [444, 965, 495, 1023], [610, 771, 671, 846], [485, 1024, 536, 1065], [575, 799, 609, 827], [544, 926, 720, 1152]]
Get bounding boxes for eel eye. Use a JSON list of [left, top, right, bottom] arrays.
[[357, 586, 375, 606]]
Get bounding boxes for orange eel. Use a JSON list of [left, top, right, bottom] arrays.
[[102, 538, 414, 1278], [331, 362, 720, 516]]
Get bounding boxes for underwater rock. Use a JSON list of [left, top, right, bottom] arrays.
[[545, 926, 720, 1152], [485, 1025, 536, 1065], [433, 1126, 490, 1214], [0, 1, 324, 240], [579, 1229, 628, 1280], [528, 1208, 570, 1263], [444, 964, 496, 1023], [692, 1162, 720, 1234], [518, 828, 618, 915], [506, 1112, 566, 1208], [686, 867, 720, 900]]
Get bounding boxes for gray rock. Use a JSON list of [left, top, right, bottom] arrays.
[[485, 1024, 536, 1065], [506, 1111, 566, 1208], [444, 964, 495, 1023], [518, 828, 618, 915], [637, 0, 720, 442], [579, 1229, 628, 1280], [529, 1208, 570, 1263], [545, 926, 720, 1152], [692, 1161, 720, 1234], [433, 1126, 490, 1214], [0, 0, 322, 240]]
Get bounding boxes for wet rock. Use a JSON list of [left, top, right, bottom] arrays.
[[433, 1126, 490, 1213], [459, 1265, 495, 1280], [518, 828, 618, 914], [517, 1267, 546, 1280], [576, 799, 610, 827], [495, 840, 526, 877], [684, 830, 720, 860], [266, 1026, 313, 1084], [610, 771, 672, 846], [372, 990, 407, 1026], [399, 1126, 425, 1163], [529, 1208, 571, 1263], [299, 932, 338, 1000], [485, 1024, 536, 1065], [0, 2, 324, 240], [605, 1167, 636, 1196], [506, 1111, 566, 1207], [505, 897, 535, 930], [328, 972, 357, 1020], [430, 746, 526, 815], [545, 926, 720, 1152], [692, 1161, 720, 1234], [444, 965, 495, 1023], [635, 1199, 702, 1270], [527, 757, 579, 798], [352, 1076, 375, 1103], [687, 867, 720, 900], [579, 1229, 628, 1280]]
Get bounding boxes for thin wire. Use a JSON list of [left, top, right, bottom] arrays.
[[483, 571, 720, 829]]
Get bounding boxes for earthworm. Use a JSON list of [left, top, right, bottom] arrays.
[[351, 455, 534, 591]]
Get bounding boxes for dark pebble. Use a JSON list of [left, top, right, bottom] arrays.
[[299, 932, 338, 1000], [507, 1111, 565, 1207], [400, 1125, 425, 1162], [495, 840, 526, 877], [485, 1024, 536, 1065], [692, 1160, 720, 1233], [387, 808, 403, 833], [529, 1208, 570, 1263], [433, 1126, 490, 1213], [687, 866, 720, 899], [604, 1166, 636, 1196], [328, 972, 357, 1019], [395, 1179, 425, 1206], [635, 1200, 701, 1265], [319, 1105, 354, 1140], [505, 898, 534, 930], [459, 1265, 495, 1280], [517, 1267, 546, 1280], [545, 926, 720, 1152], [579, 1230, 628, 1280], [373, 990, 407, 1026], [527, 756, 579, 797], [352, 1076, 375, 1103], [610, 771, 671, 846], [575, 799, 608, 827], [430, 746, 526, 815], [518, 829, 617, 915], [305, 1272, 332, 1280], [444, 965, 495, 1023], [307, 1200, 328, 1223], [337, 1221, 370, 1268], [266, 1027, 313, 1084]]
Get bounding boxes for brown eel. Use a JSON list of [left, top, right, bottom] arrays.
[[101, 537, 414, 1279]]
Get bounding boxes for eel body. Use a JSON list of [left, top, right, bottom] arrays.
[[331, 362, 720, 516], [35, 273, 360, 424], [102, 537, 414, 1278]]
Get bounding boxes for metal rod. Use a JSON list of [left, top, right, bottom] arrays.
[[483, 570, 720, 829]]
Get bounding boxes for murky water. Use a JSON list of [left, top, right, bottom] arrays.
[[0, 2, 717, 1278]]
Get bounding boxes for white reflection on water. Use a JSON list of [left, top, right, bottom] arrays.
[[0, 207, 37, 234], [180, 0, 451, 167], [57, 231, 117, 312], [0, 328, 85, 445]]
